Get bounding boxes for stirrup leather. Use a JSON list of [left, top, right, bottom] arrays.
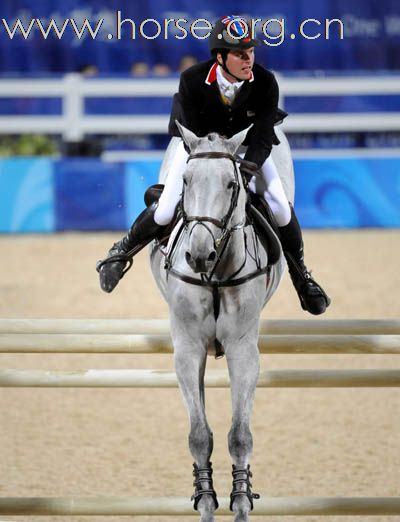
[[191, 462, 219, 511], [230, 464, 260, 511]]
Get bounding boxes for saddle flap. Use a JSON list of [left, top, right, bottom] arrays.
[[248, 204, 282, 265]]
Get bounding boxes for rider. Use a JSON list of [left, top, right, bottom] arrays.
[[97, 16, 331, 315]]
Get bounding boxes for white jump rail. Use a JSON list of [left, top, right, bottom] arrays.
[[1, 368, 400, 388], [0, 74, 399, 139], [0, 333, 400, 354], [2, 318, 400, 517], [1, 318, 399, 335], [1, 496, 400, 516]]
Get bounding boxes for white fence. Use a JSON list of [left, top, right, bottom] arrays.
[[0, 74, 399, 141], [1, 318, 400, 517]]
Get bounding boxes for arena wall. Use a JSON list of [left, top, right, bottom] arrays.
[[1, 154, 399, 232]]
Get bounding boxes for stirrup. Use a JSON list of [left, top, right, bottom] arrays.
[[191, 462, 219, 511], [230, 464, 260, 511], [96, 238, 151, 277], [293, 271, 331, 314], [292, 265, 331, 307], [96, 254, 133, 277], [285, 253, 330, 300]]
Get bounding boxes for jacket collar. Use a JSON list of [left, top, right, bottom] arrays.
[[205, 62, 254, 85]]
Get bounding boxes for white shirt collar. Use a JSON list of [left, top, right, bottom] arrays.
[[216, 65, 244, 104]]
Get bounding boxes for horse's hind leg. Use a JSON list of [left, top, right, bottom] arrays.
[[226, 339, 260, 522], [173, 334, 217, 522]]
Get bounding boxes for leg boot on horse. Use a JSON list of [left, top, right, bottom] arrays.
[[96, 202, 165, 293], [279, 205, 331, 315], [226, 338, 260, 522], [172, 319, 219, 522]]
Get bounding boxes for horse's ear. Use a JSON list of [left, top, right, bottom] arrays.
[[175, 120, 201, 151], [226, 125, 253, 154]]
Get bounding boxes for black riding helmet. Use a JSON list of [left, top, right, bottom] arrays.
[[209, 16, 260, 52], [209, 16, 260, 81]]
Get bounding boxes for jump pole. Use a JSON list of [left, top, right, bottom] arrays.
[[1, 496, 400, 516], [1, 368, 400, 388], [0, 318, 399, 335], [1, 334, 400, 354]]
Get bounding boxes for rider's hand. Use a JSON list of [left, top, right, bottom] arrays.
[[239, 159, 261, 181]]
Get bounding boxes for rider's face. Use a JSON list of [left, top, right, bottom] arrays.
[[218, 48, 255, 82]]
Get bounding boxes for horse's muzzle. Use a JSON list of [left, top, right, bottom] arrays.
[[185, 250, 217, 274]]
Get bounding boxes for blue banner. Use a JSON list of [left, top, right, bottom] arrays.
[[0, 158, 54, 232], [0, 155, 399, 232], [54, 159, 126, 231], [295, 157, 400, 228], [0, 1, 399, 73]]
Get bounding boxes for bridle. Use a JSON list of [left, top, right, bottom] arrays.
[[180, 151, 244, 259]]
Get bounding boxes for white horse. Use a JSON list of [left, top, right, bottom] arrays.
[[149, 123, 294, 522]]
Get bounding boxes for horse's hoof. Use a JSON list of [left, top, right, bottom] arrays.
[[233, 508, 250, 522]]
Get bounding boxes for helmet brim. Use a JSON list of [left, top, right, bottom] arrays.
[[209, 37, 260, 52]]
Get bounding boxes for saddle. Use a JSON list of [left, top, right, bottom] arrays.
[[247, 193, 281, 265], [144, 184, 178, 246], [144, 184, 282, 265]]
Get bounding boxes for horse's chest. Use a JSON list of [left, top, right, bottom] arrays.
[[218, 286, 263, 318]]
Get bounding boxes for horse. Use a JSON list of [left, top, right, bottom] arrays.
[[149, 122, 294, 522]]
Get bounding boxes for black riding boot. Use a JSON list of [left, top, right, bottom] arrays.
[[97, 203, 165, 293], [279, 206, 331, 315]]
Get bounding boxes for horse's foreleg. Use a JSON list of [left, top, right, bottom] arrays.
[[174, 338, 217, 522], [226, 341, 260, 522]]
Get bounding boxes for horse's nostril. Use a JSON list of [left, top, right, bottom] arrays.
[[208, 251, 217, 262], [185, 251, 192, 263]]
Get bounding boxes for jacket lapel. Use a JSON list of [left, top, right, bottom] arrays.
[[207, 81, 223, 105]]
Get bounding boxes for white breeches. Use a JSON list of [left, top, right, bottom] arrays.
[[154, 139, 291, 227]]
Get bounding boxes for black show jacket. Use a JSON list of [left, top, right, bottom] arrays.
[[168, 59, 287, 168]]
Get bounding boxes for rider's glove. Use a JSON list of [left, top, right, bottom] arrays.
[[239, 159, 262, 181]]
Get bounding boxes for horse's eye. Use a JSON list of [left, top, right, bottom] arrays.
[[227, 181, 236, 189], [183, 177, 188, 186]]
